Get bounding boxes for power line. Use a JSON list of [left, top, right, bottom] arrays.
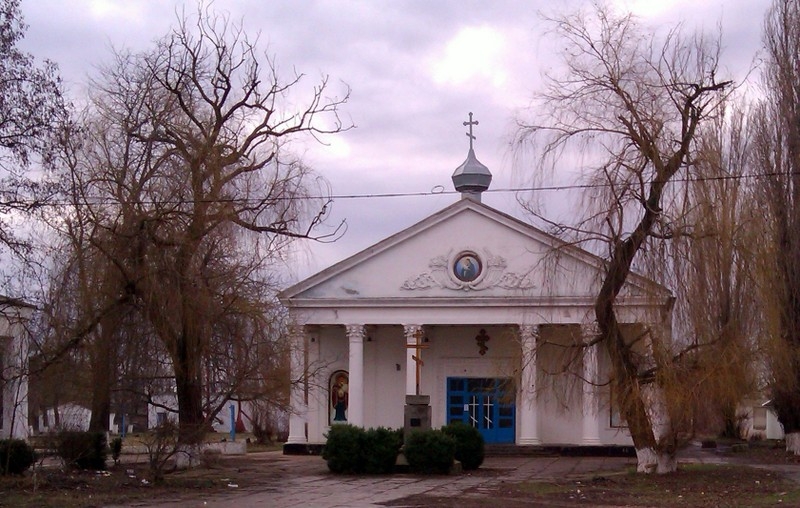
[[29, 168, 800, 207]]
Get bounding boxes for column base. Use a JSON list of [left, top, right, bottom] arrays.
[[581, 437, 602, 445], [285, 434, 308, 445], [518, 437, 542, 445]]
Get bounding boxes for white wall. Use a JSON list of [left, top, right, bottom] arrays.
[[39, 404, 91, 432], [147, 394, 179, 429], [0, 311, 30, 439], [739, 401, 785, 441]]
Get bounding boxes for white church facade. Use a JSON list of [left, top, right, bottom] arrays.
[[281, 118, 673, 451]]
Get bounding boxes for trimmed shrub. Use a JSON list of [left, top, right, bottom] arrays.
[[442, 421, 484, 470], [323, 425, 403, 474], [323, 424, 365, 473], [56, 431, 107, 470], [363, 427, 402, 474], [0, 439, 35, 475], [404, 429, 456, 474]]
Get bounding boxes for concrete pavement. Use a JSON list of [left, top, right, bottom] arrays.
[[115, 447, 800, 508], [117, 453, 636, 508]]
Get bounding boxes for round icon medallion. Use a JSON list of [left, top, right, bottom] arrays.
[[453, 253, 481, 282]]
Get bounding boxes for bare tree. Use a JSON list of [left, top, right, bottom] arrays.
[[0, 0, 66, 255], [54, 8, 348, 449], [751, 0, 800, 455], [0, 0, 69, 433], [515, 4, 732, 472]]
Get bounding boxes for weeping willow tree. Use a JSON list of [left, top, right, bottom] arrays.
[[666, 105, 761, 440], [515, 3, 734, 472], [751, 0, 800, 455]]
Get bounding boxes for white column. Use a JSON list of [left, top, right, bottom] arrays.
[[286, 324, 307, 444], [306, 331, 321, 441], [581, 322, 602, 445], [518, 324, 541, 445], [346, 324, 366, 427], [403, 325, 422, 396]]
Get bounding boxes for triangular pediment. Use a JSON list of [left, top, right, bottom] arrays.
[[280, 199, 670, 308]]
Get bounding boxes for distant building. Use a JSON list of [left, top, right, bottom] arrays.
[[0, 297, 33, 439]]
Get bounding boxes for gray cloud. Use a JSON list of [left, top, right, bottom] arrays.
[[17, 0, 770, 280]]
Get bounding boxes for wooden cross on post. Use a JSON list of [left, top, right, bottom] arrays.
[[406, 327, 429, 395]]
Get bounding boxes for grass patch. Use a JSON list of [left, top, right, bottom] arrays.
[[246, 442, 282, 453], [503, 465, 800, 507]]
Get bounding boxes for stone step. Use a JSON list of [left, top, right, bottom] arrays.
[[284, 442, 636, 458], [485, 444, 636, 457]]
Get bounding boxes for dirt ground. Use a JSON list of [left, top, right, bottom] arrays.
[[386, 442, 800, 507], [1, 441, 800, 507], [386, 463, 800, 507], [0, 443, 311, 508]]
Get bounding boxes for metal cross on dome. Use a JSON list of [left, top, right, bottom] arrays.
[[464, 112, 479, 150]]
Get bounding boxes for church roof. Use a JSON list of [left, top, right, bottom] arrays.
[[280, 198, 672, 319], [451, 147, 492, 195]]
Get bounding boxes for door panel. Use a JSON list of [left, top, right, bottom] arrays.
[[446, 377, 515, 443]]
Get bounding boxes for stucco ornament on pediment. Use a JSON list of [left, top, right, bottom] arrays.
[[401, 248, 536, 291]]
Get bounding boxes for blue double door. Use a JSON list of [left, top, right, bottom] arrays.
[[446, 377, 515, 444]]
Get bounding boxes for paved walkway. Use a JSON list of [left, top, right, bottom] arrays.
[[114, 449, 800, 508]]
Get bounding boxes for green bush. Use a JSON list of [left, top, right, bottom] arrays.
[[323, 425, 402, 474], [404, 429, 456, 474], [323, 424, 365, 474], [0, 439, 35, 475], [56, 431, 107, 470], [442, 421, 484, 470], [363, 427, 402, 474]]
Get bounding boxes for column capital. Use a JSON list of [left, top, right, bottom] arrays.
[[518, 324, 541, 340], [403, 324, 423, 339], [580, 321, 600, 345], [345, 324, 366, 342], [288, 323, 306, 338]]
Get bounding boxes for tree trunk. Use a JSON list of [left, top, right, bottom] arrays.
[[173, 338, 206, 446], [88, 313, 118, 432], [786, 432, 800, 455], [595, 185, 678, 473], [88, 358, 111, 432], [173, 341, 206, 468]]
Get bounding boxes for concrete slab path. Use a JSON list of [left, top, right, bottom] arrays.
[[112, 449, 800, 508], [112, 453, 634, 508]]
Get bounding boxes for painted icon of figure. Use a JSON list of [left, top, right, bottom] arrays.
[[458, 256, 478, 281], [331, 374, 349, 422]]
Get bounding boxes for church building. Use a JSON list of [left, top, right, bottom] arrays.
[[280, 115, 673, 451]]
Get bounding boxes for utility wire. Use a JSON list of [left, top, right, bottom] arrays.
[[14, 168, 800, 207]]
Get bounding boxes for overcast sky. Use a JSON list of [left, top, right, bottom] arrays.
[[18, 0, 771, 282]]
